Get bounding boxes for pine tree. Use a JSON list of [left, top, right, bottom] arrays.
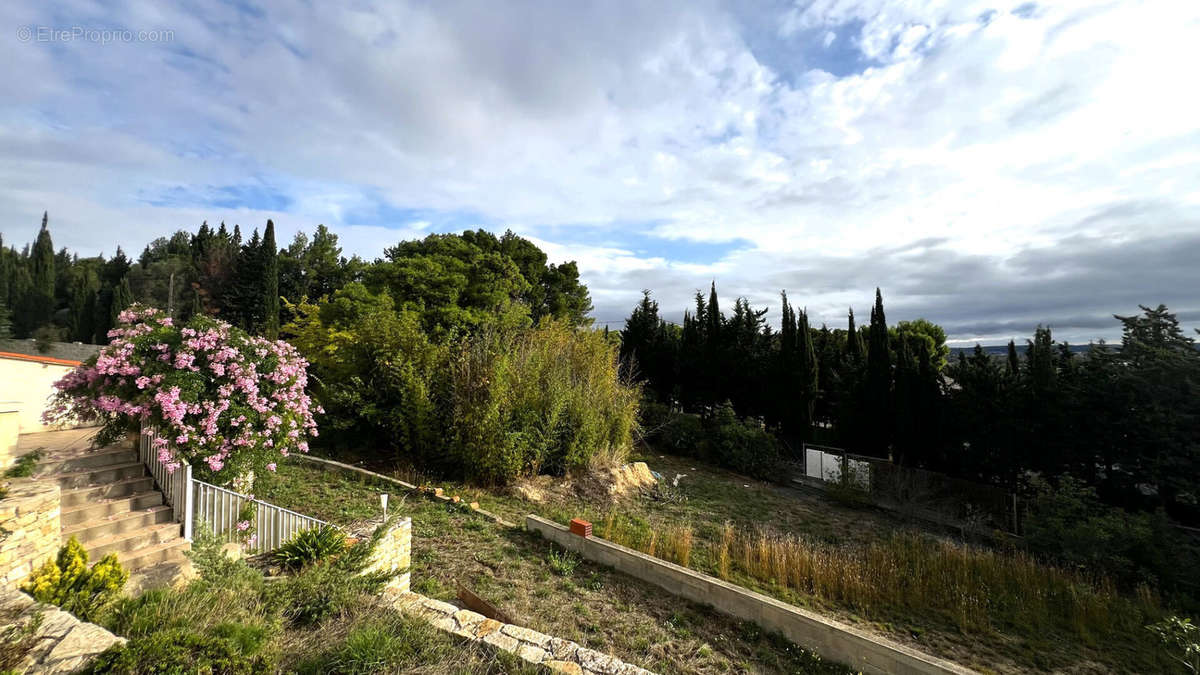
[[262, 219, 280, 338], [1006, 340, 1020, 377]]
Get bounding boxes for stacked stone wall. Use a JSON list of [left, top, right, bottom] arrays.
[[1, 480, 61, 591]]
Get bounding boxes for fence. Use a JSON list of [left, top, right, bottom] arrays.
[[138, 426, 330, 554], [138, 426, 193, 540], [797, 443, 1019, 534]]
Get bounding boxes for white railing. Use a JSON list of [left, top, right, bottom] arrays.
[[191, 480, 328, 555], [139, 426, 194, 540], [138, 425, 329, 554]]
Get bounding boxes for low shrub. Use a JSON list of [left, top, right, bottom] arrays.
[[1023, 475, 1198, 599], [86, 623, 275, 675], [700, 402, 783, 480], [273, 525, 347, 571], [22, 537, 127, 622], [4, 450, 42, 478]]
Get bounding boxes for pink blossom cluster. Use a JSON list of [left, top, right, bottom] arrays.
[[44, 305, 319, 486]]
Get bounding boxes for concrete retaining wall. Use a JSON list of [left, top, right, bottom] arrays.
[[526, 515, 977, 675], [0, 481, 62, 591]]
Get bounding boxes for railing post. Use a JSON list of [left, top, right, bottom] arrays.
[[182, 465, 194, 540]]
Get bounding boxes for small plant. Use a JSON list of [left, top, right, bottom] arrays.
[[546, 547, 580, 577], [0, 610, 43, 673], [268, 516, 401, 626], [4, 450, 43, 478], [717, 521, 734, 580], [273, 525, 348, 570], [1147, 616, 1200, 673], [22, 536, 127, 622]]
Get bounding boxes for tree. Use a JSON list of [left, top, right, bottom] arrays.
[[865, 288, 892, 455], [262, 220, 280, 339], [796, 307, 818, 442]]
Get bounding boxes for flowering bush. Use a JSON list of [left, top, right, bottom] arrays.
[[45, 305, 319, 489]]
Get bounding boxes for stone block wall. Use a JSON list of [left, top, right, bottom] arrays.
[[1, 480, 61, 591], [1, 588, 125, 673], [363, 516, 410, 593], [0, 408, 20, 470]]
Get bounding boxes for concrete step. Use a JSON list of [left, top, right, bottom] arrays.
[[65, 505, 175, 545], [61, 491, 164, 527], [60, 476, 156, 508], [53, 462, 147, 490], [85, 521, 183, 559], [33, 447, 138, 477], [116, 537, 191, 572]]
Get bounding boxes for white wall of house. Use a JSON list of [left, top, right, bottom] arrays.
[[0, 354, 78, 434]]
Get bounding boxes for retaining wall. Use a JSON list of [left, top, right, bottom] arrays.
[[1, 480, 61, 591], [363, 516, 411, 594], [526, 515, 977, 675]]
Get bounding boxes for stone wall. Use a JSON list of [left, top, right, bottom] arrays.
[[1, 588, 125, 673], [527, 515, 978, 675], [363, 516, 410, 594], [1, 481, 61, 591], [389, 591, 654, 675]]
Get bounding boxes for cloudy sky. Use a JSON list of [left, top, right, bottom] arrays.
[[2, 1, 1198, 345]]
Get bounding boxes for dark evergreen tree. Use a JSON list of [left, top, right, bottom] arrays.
[[796, 307, 818, 442], [865, 288, 892, 456], [262, 220, 280, 338]]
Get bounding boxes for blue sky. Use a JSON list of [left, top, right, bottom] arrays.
[[2, 0, 1199, 344]]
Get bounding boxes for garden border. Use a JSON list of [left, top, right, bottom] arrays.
[[526, 514, 978, 675]]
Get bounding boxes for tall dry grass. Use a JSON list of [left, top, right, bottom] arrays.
[[725, 528, 1161, 640]]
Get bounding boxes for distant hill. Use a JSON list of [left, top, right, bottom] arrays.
[[949, 343, 1094, 357]]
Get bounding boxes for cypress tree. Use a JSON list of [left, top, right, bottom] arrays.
[[32, 212, 55, 299], [846, 308, 863, 361], [1006, 340, 1020, 377], [110, 276, 133, 326], [797, 308, 818, 442], [262, 219, 280, 338], [865, 288, 892, 455], [0, 235, 10, 307]]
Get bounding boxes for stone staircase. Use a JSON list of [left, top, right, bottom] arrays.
[[33, 439, 190, 571]]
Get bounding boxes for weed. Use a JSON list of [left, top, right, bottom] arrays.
[[273, 525, 347, 571], [547, 547, 581, 577]]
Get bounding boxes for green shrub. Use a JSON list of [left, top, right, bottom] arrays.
[[1146, 615, 1200, 673], [1023, 476, 1197, 595], [86, 624, 275, 675], [268, 516, 400, 626], [449, 320, 641, 483], [4, 450, 42, 478], [701, 402, 783, 480], [184, 524, 264, 594], [22, 537, 127, 622], [273, 525, 347, 570]]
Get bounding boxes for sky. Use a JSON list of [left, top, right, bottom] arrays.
[[2, 0, 1198, 345]]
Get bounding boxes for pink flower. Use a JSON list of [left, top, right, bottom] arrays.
[[266, 463, 277, 472], [236, 520, 250, 531]]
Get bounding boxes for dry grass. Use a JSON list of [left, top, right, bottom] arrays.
[[724, 528, 1161, 641]]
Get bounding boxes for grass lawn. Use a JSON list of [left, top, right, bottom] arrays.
[[256, 461, 850, 675], [259, 448, 1174, 674]]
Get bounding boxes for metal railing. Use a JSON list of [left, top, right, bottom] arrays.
[[192, 480, 328, 555], [138, 425, 328, 553], [139, 426, 194, 540]]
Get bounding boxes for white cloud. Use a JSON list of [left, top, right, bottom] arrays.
[[0, 0, 1197, 342]]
